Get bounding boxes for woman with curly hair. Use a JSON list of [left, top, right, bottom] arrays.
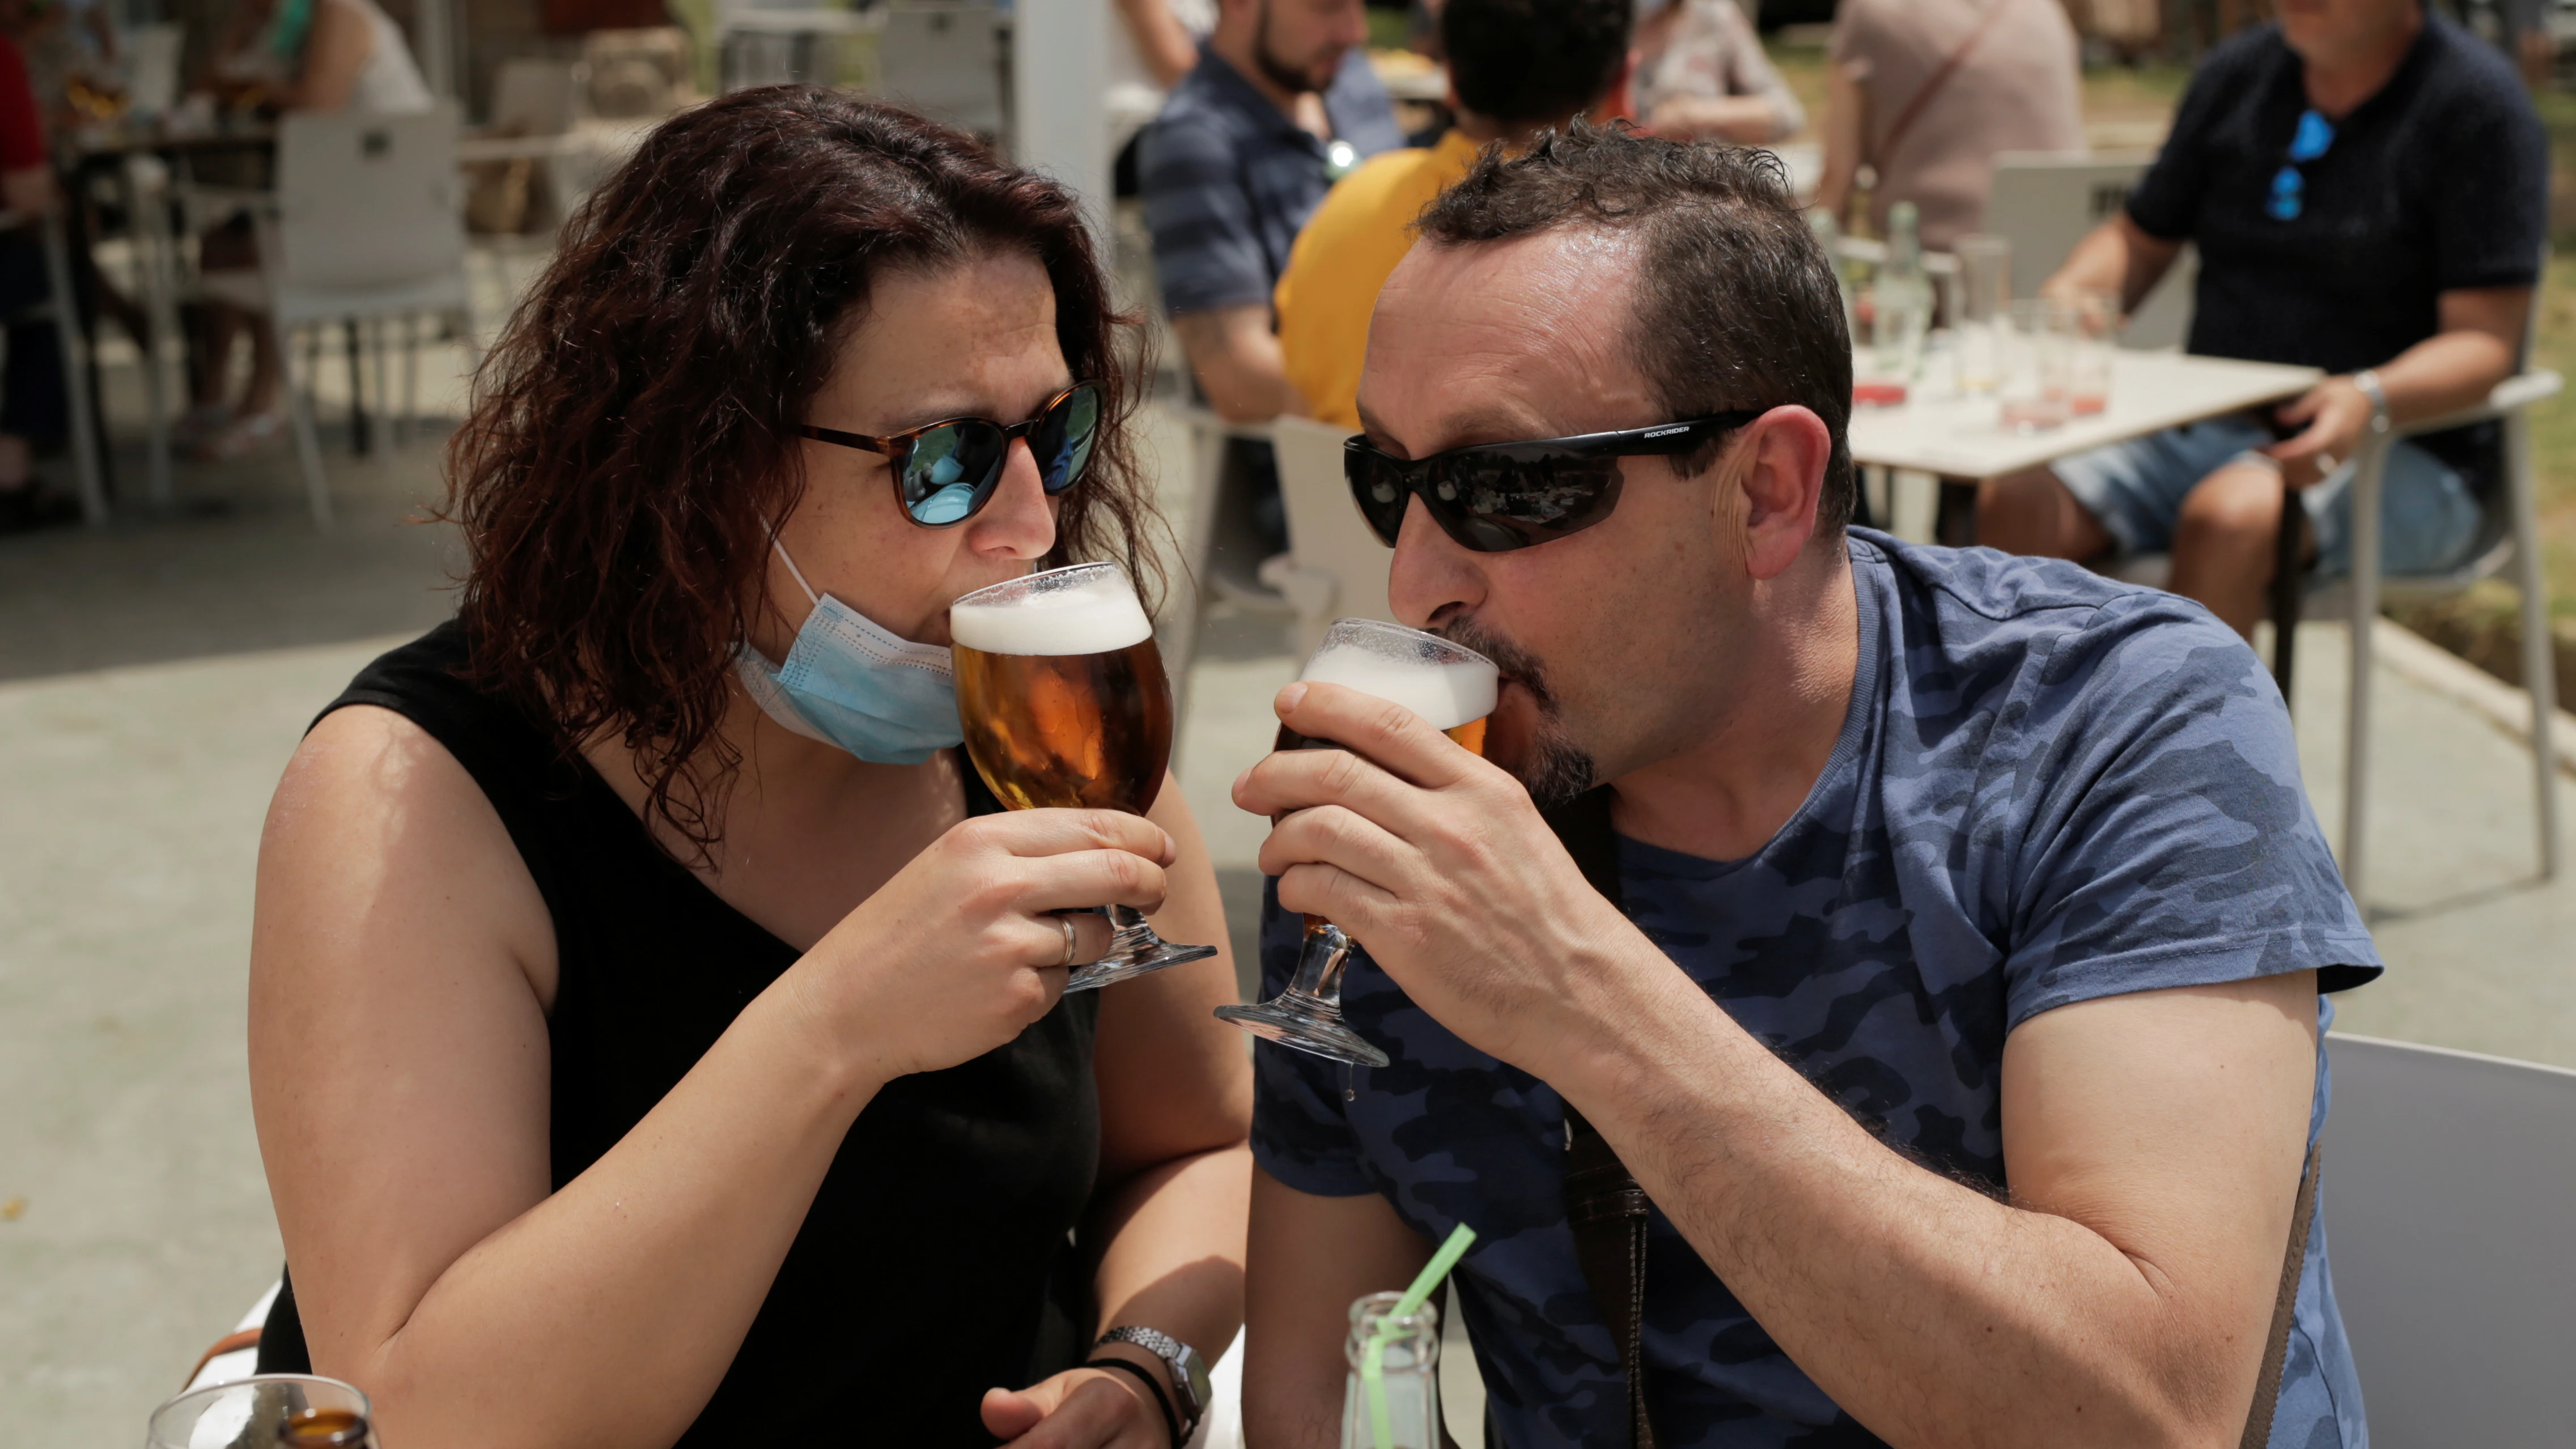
[[244, 87, 1249, 1448]]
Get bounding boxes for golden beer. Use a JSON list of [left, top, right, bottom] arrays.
[[954, 637, 1174, 815]]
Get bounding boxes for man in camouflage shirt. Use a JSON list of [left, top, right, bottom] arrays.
[[1234, 124, 2375, 1449]]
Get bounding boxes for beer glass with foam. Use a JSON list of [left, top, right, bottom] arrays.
[[950, 563, 1219, 989], [1216, 619, 1497, 1066]]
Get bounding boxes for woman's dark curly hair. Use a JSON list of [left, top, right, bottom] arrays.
[[445, 87, 1162, 847]]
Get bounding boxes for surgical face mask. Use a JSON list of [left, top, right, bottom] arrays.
[[733, 540, 964, 765]]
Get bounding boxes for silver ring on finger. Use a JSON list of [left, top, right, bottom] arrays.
[[1057, 913, 1079, 968]]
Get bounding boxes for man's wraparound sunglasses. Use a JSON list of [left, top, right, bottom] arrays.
[[798, 381, 1103, 527], [1344, 411, 1763, 553]]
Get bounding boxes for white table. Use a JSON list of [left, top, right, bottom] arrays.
[[1847, 348, 2322, 481]]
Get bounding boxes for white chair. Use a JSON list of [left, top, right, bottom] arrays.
[[181, 1280, 279, 1392], [1163, 407, 1293, 740], [1258, 414, 1397, 660], [2320, 1034, 2576, 1446], [0, 206, 109, 525], [1984, 151, 2195, 350], [2323, 368, 2562, 903], [180, 103, 476, 528], [871, 3, 1005, 137], [125, 23, 184, 121]]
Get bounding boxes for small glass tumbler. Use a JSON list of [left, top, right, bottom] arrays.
[[1951, 233, 2013, 396], [1997, 298, 2071, 435], [2066, 287, 2120, 416], [148, 1375, 377, 1449]]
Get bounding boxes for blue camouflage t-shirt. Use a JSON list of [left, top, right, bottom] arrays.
[[1251, 530, 2379, 1449]]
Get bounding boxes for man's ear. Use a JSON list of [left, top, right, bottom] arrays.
[[1729, 406, 1834, 581]]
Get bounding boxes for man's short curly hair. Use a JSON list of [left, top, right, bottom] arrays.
[[1415, 120, 1855, 532]]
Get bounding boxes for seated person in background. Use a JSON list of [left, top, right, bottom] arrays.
[[1629, 0, 1802, 145], [1109, 0, 1215, 169], [1276, 0, 1630, 432], [248, 91, 1249, 1448], [1241, 122, 2374, 1448], [1814, 0, 2081, 250], [0, 26, 73, 533], [182, 0, 432, 460], [1138, 0, 1402, 423], [1980, 0, 2543, 638]]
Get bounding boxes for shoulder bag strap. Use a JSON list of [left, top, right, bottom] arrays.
[[2238, 1140, 2323, 1449], [1542, 785, 1659, 1449], [1874, 0, 2017, 175]]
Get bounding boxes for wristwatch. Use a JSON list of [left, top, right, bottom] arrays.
[[1094, 1325, 1210, 1439], [2352, 368, 2392, 435]]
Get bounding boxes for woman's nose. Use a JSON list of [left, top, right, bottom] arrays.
[[969, 436, 1059, 560]]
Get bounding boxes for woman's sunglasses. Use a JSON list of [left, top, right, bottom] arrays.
[[798, 381, 1102, 527], [1344, 411, 1762, 553]]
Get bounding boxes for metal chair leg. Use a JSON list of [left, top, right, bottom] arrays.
[[122, 154, 178, 507], [275, 317, 331, 529], [39, 212, 107, 527], [2270, 474, 2305, 709], [2503, 410, 2560, 879], [2342, 439, 2390, 905]]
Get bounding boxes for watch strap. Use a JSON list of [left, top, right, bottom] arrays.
[[1093, 1326, 1207, 1432], [2353, 368, 2392, 434], [1084, 1357, 1181, 1449]]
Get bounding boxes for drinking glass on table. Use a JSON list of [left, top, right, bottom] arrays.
[[949, 562, 1219, 990], [1997, 298, 2071, 435], [2066, 287, 2119, 416], [1216, 619, 1499, 1067], [150, 1375, 377, 1449], [1953, 233, 2012, 396]]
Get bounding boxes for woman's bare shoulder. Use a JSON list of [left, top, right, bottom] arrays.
[[261, 702, 558, 1008]]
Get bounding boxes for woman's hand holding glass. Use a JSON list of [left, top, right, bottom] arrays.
[[792, 807, 1174, 1083]]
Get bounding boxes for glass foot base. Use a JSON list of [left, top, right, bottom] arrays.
[[1065, 935, 1217, 992], [1215, 996, 1390, 1068]]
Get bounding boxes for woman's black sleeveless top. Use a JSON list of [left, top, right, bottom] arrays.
[[256, 621, 1102, 1446]]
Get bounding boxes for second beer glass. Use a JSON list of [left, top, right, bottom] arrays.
[[1217, 619, 1498, 1067], [949, 563, 1218, 989]]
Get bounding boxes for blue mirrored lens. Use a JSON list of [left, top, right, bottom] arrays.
[[902, 422, 1004, 524]]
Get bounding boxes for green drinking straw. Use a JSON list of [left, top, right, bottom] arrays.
[[1362, 1222, 1479, 1449]]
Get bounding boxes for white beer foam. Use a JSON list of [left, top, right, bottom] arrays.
[[1300, 645, 1498, 732], [950, 571, 1155, 656]]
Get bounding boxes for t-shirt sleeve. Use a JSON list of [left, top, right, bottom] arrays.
[[1138, 113, 1273, 316], [2123, 51, 2234, 242], [2427, 81, 2548, 293], [1997, 593, 2382, 1030], [0, 37, 46, 173], [1247, 876, 1380, 1196]]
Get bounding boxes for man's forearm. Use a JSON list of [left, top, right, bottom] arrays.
[[1174, 306, 1303, 422], [1544, 950, 2250, 1449], [2371, 326, 2520, 424], [2046, 215, 2179, 317]]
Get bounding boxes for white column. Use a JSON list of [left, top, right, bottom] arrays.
[[1010, 0, 1110, 229]]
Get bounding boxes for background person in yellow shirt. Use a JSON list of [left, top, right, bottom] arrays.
[[1273, 0, 1635, 431]]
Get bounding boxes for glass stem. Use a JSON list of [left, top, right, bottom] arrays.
[[1287, 923, 1355, 1006]]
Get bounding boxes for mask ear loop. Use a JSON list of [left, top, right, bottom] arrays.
[[769, 534, 822, 608]]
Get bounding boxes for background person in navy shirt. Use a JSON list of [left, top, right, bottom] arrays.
[[1979, 0, 2545, 638], [1137, 0, 1401, 424], [1237, 125, 2374, 1448]]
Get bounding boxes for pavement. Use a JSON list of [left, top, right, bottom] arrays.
[[4, 352, 2571, 1438]]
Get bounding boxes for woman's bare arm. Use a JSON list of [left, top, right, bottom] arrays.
[[1815, 60, 1865, 227], [982, 777, 1254, 1442], [274, 0, 371, 112], [255, 706, 1173, 1449]]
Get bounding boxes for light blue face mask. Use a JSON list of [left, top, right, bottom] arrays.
[[734, 540, 964, 765]]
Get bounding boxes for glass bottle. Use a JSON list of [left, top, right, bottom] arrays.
[[1874, 201, 1932, 385], [1340, 1290, 1441, 1449]]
